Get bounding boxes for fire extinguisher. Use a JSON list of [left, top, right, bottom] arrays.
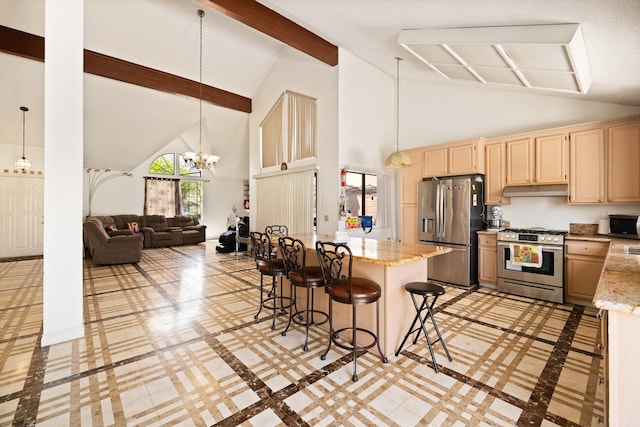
[[341, 168, 346, 187]]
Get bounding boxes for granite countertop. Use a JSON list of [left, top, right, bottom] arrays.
[[289, 233, 452, 267], [592, 237, 640, 315]]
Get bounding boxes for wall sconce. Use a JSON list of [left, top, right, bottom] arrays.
[[87, 168, 133, 216]]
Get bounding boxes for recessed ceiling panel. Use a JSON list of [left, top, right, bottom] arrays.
[[434, 65, 479, 81], [474, 67, 523, 86], [447, 44, 508, 68], [525, 70, 580, 92], [407, 44, 459, 65], [398, 24, 592, 94], [502, 44, 573, 71]]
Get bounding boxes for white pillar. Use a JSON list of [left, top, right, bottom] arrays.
[[42, 0, 84, 346]]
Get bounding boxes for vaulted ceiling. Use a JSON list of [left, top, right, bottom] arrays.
[[1, 0, 639, 171]]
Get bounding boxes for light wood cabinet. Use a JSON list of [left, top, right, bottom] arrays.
[[423, 139, 485, 178], [485, 142, 507, 205], [536, 133, 568, 183], [569, 128, 605, 204], [399, 149, 425, 243], [505, 134, 567, 185], [477, 232, 497, 286], [505, 138, 534, 185], [607, 122, 640, 203], [565, 240, 609, 303]]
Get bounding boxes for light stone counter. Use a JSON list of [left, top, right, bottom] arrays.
[[591, 237, 640, 315], [290, 233, 452, 266]]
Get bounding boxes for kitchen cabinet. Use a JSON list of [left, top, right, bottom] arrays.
[[485, 142, 507, 205], [569, 128, 605, 204], [477, 231, 497, 286], [565, 239, 609, 303], [423, 139, 485, 178], [399, 149, 425, 243], [607, 122, 640, 203], [505, 134, 567, 185]]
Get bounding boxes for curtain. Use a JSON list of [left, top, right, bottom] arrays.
[[255, 168, 316, 234], [144, 177, 180, 216], [288, 92, 317, 162], [260, 95, 284, 168]]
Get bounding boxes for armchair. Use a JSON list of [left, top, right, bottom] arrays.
[[84, 219, 143, 265]]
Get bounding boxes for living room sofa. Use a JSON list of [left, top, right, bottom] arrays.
[[83, 218, 144, 265], [86, 214, 207, 249]]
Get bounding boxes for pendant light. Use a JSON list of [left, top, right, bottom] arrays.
[[384, 57, 411, 168], [15, 106, 32, 171], [182, 9, 220, 171]]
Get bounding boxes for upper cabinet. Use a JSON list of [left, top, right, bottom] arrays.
[[485, 142, 507, 205], [400, 149, 427, 244], [505, 134, 567, 185], [569, 128, 605, 204], [423, 139, 485, 178], [607, 122, 640, 203]]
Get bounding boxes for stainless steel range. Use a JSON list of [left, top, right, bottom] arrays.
[[497, 228, 567, 303]]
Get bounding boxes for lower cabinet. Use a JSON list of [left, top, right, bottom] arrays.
[[565, 240, 609, 303], [478, 232, 497, 286]]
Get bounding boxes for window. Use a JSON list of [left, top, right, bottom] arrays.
[[260, 91, 317, 168], [345, 171, 378, 225], [148, 153, 205, 218]]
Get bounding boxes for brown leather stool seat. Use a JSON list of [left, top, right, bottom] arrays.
[[316, 241, 387, 382], [395, 281, 452, 373], [279, 237, 328, 351]]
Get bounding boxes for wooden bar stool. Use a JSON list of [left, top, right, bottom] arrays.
[[279, 236, 328, 351], [316, 241, 387, 382], [395, 282, 452, 373]]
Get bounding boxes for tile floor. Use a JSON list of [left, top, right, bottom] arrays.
[[0, 243, 605, 426]]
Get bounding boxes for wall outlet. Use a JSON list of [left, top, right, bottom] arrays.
[[324, 215, 329, 222]]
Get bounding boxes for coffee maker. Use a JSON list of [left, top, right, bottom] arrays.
[[490, 207, 503, 229]]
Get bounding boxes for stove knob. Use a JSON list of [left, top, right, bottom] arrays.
[[540, 236, 546, 241], [554, 237, 559, 242]]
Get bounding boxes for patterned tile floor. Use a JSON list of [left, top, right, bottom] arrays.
[[0, 243, 605, 426]]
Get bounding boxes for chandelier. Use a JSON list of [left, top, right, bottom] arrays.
[[15, 106, 32, 171], [384, 57, 411, 168], [182, 9, 220, 171]]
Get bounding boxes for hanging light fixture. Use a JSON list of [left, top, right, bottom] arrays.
[[385, 57, 411, 168], [15, 106, 32, 171], [182, 9, 220, 171]]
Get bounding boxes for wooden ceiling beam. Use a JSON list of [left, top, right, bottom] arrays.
[[0, 25, 252, 113], [200, 0, 339, 66]]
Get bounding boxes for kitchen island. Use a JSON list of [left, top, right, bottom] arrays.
[[288, 233, 452, 359], [593, 237, 640, 427]]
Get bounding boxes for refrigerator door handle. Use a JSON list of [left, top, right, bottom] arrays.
[[435, 184, 442, 238], [440, 184, 446, 238]]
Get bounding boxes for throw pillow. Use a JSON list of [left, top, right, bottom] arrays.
[[105, 224, 117, 232], [126, 221, 140, 232]]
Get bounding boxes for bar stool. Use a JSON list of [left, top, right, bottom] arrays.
[[279, 236, 328, 351], [395, 282, 452, 373], [250, 231, 291, 330], [265, 225, 288, 258], [316, 241, 387, 382]]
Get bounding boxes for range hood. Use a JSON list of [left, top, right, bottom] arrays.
[[502, 183, 569, 197]]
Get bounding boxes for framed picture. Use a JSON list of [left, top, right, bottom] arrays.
[[243, 199, 250, 210]]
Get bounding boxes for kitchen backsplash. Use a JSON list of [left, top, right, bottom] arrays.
[[489, 197, 640, 231]]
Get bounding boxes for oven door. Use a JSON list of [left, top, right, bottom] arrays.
[[497, 241, 563, 287]]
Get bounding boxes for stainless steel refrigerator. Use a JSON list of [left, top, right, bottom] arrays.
[[418, 175, 484, 287]]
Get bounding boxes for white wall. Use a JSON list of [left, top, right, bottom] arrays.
[[400, 78, 640, 150], [338, 50, 395, 240], [250, 48, 339, 235]]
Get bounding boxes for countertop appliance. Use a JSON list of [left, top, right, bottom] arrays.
[[609, 214, 640, 239], [418, 175, 484, 287], [497, 228, 567, 303], [490, 206, 503, 229]]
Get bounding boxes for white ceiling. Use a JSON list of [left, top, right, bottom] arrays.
[[1, 0, 639, 170]]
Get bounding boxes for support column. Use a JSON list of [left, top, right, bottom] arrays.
[[42, 0, 84, 346]]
